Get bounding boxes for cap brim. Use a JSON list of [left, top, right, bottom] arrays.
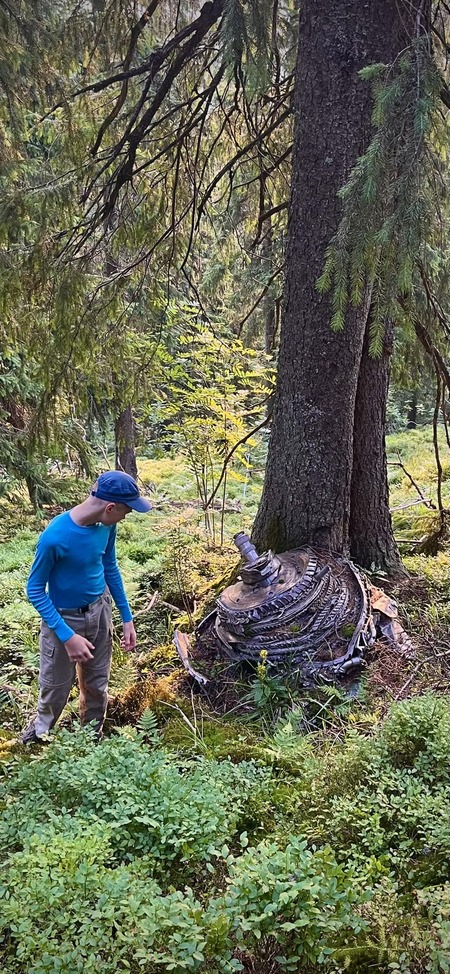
[[127, 496, 152, 513]]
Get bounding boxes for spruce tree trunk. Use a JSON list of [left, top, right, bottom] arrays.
[[115, 404, 138, 479], [350, 319, 404, 573], [252, 0, 429, 569]]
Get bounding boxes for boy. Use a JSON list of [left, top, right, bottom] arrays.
[[22, 470, 151, 742]]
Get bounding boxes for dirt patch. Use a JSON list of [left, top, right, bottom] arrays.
[[187, 627, 254, 716]]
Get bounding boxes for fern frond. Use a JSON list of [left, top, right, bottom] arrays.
[[137, 707, 160, 743], [108, 657, 139, 695]]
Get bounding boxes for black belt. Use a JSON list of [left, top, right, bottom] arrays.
[[57, 596, 103, 614]]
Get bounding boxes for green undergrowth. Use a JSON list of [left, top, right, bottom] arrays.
[[1, 693, 449, 973], [388, 426, 450, 543], [1, 431, 450, 971]]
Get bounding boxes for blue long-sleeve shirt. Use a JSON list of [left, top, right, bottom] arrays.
[[27, 511, 132, 642]]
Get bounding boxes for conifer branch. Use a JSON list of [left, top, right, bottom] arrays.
[[59, 66, 225, 261], [91, 0, 162, 156], [259, 201, 288, 223], [196, 106, 291, 224], [76, 1, 226, 232], [39, 1, 225, 127], [251, 200, 288, 247], [233, 144, 292, 190], [0, 0, 20, 23], [236, 264, 284, 337]]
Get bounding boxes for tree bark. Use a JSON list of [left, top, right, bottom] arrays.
[[1, 396, 53, 509], [407, 391, 418, 429], [262, 210, 276, 356], [115, 404, 138, 478], [350, 318, 404, 573], [252, 0, 429, 570]]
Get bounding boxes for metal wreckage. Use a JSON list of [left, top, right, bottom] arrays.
[[174, 532, 407, 687]]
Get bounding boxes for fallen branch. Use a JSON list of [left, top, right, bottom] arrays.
[[133, 590, 159, 617], [390, 498, 433, 512], [394, 538, 426, 544], [388, 456, 437, 509], [173, 630, 208, 684], [395, 646, 450, 699], [133, 591, 183, 616]]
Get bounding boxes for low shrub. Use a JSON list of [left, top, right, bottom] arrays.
[[377, 694, 450, 782], [308, 768, 450, 884], [268, 698, 450, 886], [0, 829, 367, 974], [211, 837, 367, 971], [1, 694, 449, 973], [0, 833, 212, 974], [0, 729, 270, 875]]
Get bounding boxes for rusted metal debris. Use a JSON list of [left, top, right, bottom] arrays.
[[175, 532, 408, 686], [173, 630, 208, 684]]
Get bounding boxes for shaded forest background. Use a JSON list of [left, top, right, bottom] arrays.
[[1, 0, 449, 569]]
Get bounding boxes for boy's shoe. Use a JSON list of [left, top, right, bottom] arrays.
[[21, 723, 49, 745]]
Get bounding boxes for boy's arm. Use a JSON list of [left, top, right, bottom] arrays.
[[102, 526, 133, 623], [26, 535, 75, 643], [103, 527, 136, 651]]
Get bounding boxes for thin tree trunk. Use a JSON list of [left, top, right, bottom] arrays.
[[115, 404, 138, 478], [350, 318, 404, 573], [262, 218, 276, 356], [407, 391, 418, 429], [1, 395, 52, 509]]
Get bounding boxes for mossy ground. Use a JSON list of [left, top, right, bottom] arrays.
[[0, 426, 449, 738]]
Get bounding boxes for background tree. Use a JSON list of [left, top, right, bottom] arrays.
[[0, 1, 292, 490]]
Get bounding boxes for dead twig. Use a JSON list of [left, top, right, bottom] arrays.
[[394, 646, 450, 699], [390, 498, 433, 512], [388, 454, 437, 509], [204, 411, 272, 511], [133, 591, 159, 617]]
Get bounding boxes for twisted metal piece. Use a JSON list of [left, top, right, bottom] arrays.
[[213, 534, 375, 677]]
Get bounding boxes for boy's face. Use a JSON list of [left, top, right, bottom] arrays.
[[99, 502, 132, 526]]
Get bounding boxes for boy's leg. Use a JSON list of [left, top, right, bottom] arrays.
[[78, 592, 113, 734], [32, 622, 77, 738]]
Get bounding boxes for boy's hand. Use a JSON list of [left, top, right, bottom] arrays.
[[64, 634, 95, 662], [121, 621, 137, 652]]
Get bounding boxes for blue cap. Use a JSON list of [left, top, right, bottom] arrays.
[[92, 471, 152, 513]]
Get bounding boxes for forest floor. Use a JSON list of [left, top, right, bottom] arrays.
[[0, 426, 449, 973]]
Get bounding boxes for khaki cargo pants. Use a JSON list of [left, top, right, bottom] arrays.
[[34, 591, 113, 737]]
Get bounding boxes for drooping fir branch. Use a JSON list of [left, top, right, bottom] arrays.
[[195, 102, 291, 226], [90, 1, 162, 156], [1, 0, 293, 292], [317, 38, 444, 355]]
